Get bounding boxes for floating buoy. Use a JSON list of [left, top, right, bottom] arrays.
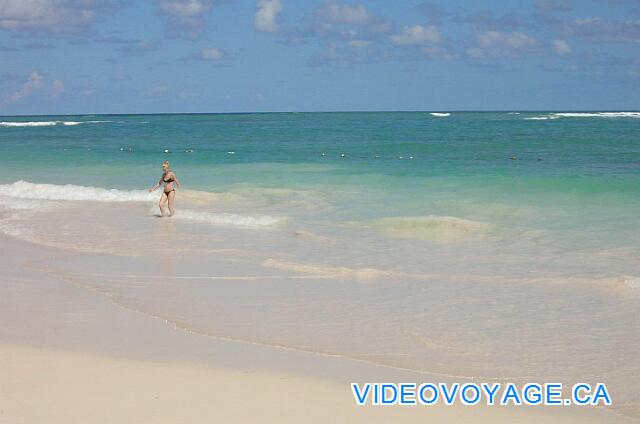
[[185, 149, 194, 153], [409, 156, 414, 160], [374, 155, 380, 159], [164, 149, 171, 153], [340, 153, 346, 158], [227, 151, 235, 154], [510, 156, 517, 160], [399, 156, 404, 159], [321, 152, 326, 156]]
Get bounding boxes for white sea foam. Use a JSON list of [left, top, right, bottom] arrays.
[[524, 116, 559, 120], [430, 112, 451, 117], [553, 112, 640, 118], [0, 121, 58, 127], [173, 209, 280, 229], [0, 181, 156, 202], [525, 112, 640, 120], [262, 258, 392, 280], [0, 120, 111, 127], [615, 275, 640, 290], [0, 181, 279, 239], [0, 197, 52, 211]]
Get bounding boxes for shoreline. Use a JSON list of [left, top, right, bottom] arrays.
[[0, 234, 636, 423]]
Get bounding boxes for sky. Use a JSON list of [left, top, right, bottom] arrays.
[[0, 0, 639, 114]]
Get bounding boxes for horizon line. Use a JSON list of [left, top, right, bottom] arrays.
[[1, 109, 640, 118]]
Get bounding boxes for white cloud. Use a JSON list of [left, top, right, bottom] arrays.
[[255, 0, 283, 33], [320, 2, 371, 25], [159, 0, 212, 18], [300, 1, 391, 64], [9, 71, 43, 102], [308, 1, 391, 39], [0, 0, 105, 33], [534, 0, 573, 12], [347, 39, 370, 48], [566, 17, 640, 44], [4, 71, 65, 103], [201, 47, 223, 60], [467, 30, 539, 58], [553, 39, 571, 55], [157, 0, 219, 36], [391, 25, 442, 45], [422, 46, 459, 60], [477, 31, 536, 49], [51, 79, 64, 98]]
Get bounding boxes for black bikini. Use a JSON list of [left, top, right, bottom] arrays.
[[163, 174, 175, 193]]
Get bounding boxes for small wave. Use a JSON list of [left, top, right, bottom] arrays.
[[262, 259, 392, 280], [609, 275, 640, 290], [174, 209, 279, 229], [0, 181, 155, 202], [62, 121, 111, 126], [294, 229, 331, 243], [525, 112, 640, 121], [524, 116, 559, 121], [0, 121, 58, 127], [0, 120, 111, 127], [553, 112, 640, 118], [366, 215, 492, 242], [430, 112, 450, 117]]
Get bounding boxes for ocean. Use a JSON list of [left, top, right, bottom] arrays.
[[1, 111, 639, 416]]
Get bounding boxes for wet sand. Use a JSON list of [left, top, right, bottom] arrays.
[[0, 234, 635, 423]]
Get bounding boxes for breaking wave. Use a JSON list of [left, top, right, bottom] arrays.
[[0, 120, 111, 127], [526, 112, 640, 120], [0, 181, 156, 202], [553, 112, 640, 118], [524, 116, 560, 120]]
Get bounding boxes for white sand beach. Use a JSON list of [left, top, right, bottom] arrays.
[[0, 233, 636, 423]]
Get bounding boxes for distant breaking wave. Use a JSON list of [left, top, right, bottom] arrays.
[[430, 112, 451, 117], [525, 112, 640, 120], [0, 120, 111, 127], [554, 112, 640, 118], [524, 116, 560, 120]]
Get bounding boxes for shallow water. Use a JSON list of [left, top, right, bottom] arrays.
[[1, 112, 639, 415]]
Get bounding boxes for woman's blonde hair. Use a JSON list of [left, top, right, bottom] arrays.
[[162, 160, 170, 167]]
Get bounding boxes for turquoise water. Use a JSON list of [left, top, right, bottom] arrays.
[[1, 112, 640, 415], [1, 112, 639, 247]]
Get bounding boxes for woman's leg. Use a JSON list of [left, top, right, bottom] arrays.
[[167, 190, 176, 216], [159, 192, 168, 216]]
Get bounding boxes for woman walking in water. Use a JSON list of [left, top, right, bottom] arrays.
[[149, 160, 180, 217]]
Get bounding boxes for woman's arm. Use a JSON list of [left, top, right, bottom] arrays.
[[149, 176, 163, 192], [173, 173, 181, 189]]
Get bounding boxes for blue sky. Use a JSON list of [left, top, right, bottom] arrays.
[[1, 0, 639, 114]]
